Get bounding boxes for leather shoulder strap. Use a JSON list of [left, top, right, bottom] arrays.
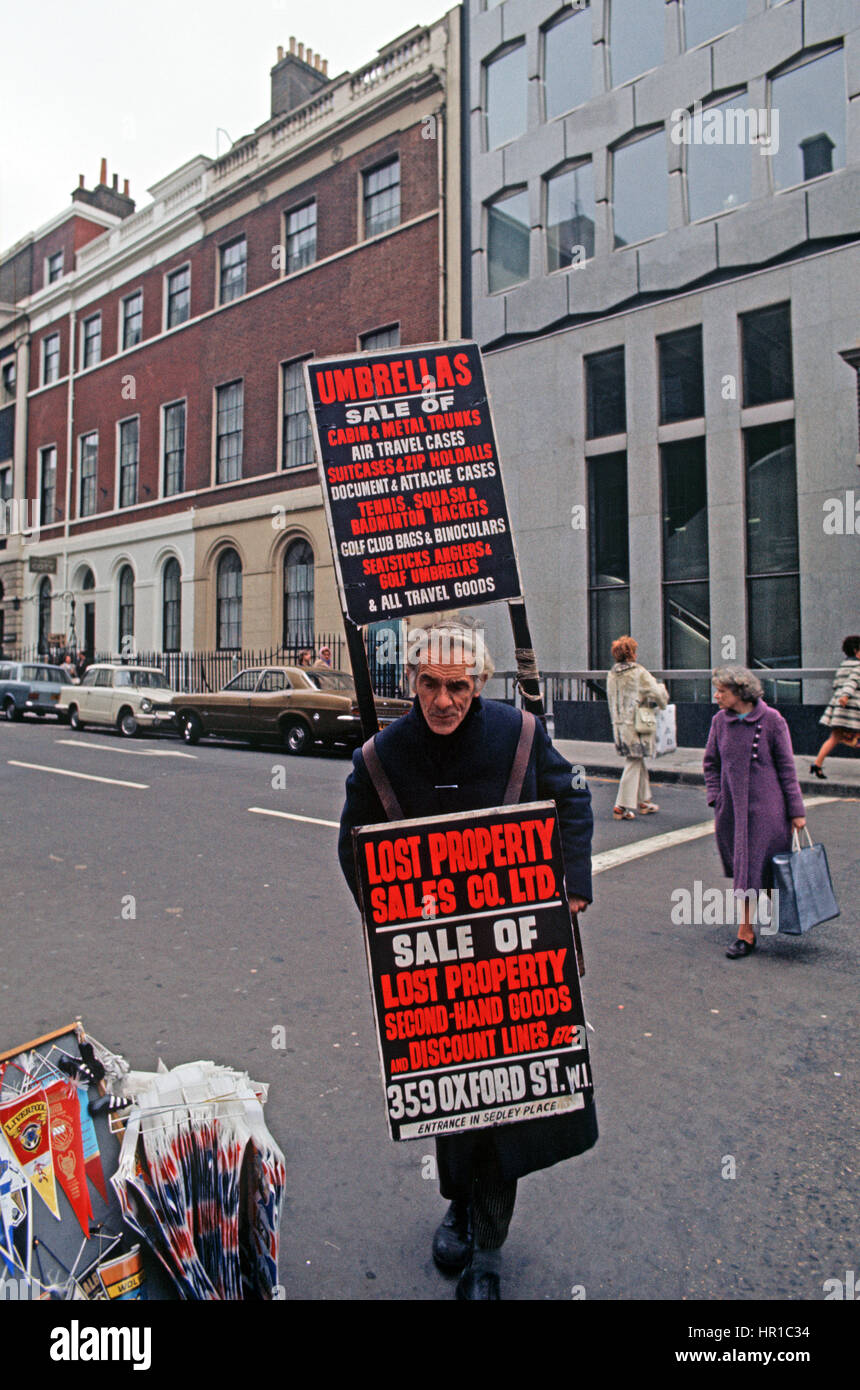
[[361, 735, 404, 821], [502, 710, 537, 805]]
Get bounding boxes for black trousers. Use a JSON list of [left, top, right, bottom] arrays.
[[466, 1147, 517, 1250]]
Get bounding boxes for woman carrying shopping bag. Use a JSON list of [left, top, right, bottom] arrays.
[[606, 636, 668, 820], [704, 667, 806, 959]]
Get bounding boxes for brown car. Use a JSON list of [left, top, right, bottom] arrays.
[[170, 666, 411, 754]]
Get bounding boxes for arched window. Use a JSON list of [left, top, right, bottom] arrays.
[[217, 549, 242, 650], [283, 539, 314, 648], [81, 568, 95, 591], [118, 566, 134, 653], [162, 558, 181, 652], [38, 577, 52, 653]]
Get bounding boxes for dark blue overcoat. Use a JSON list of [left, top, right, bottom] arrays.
[[338, 695, 598, 1195]]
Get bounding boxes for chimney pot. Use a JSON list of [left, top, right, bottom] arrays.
[[297, 42, 304, 60], [112, 173, 118, 190], [277, 44, 283, 61], [306, 48, 313, 66], [99, 157, 107, 185], [289, 35, 296, 54], [322, 58, 328, 76], [123, 178, 130, 196], [78, 174, 85, 188]]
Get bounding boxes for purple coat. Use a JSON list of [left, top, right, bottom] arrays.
[[703, 701, 805, 892]]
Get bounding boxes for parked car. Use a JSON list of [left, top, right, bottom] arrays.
[[171, 666, 411, 754], [58, 663, 177, 737], [0, 660, 74, 721]]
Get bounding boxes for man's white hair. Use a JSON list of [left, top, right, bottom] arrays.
[[405, 611, 494, 680]]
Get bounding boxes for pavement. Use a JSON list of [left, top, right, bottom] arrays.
[[553, 737, 860, 800]]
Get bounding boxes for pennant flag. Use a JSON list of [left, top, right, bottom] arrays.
[[97, 1244, 146, 1300], [0, 1147, 28, 1275], [76, 1086, 108, 1203], [45, 1080, 94, 1238], [0, 1087, 60, 1219]]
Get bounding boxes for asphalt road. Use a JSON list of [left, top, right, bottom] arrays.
[[2, 715, 857, 1303]]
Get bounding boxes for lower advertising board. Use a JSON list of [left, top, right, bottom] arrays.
[[353, 801, 594, 1141]]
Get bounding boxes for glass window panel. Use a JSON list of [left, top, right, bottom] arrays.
[[770, 48, 846, 191], [40, 447, 56, 524], [610, 0, 664, 87], [163, 559, 181, 652], [123, 292, 143, 349], [82, 316, 101, 368], [487, 189, 530, 293], [745, 422, 798, 575], [486, 45, 527, 149], [664, 581, 710, 675], [545, 7, 592, 120], [47, 252, 63, 283], [686, 96, 753, 220], [588, 451, 629, 585], [43, 335, 60, 384], [220, 238, 247, 303], [216, 381, 243, 483], [283, 362, 314, 470], [748, 574, 801, 688], [741, 303, 793, 406], [287, 202, 317, 272], [364, 159, 400, 238], [659, 327, 704, 423], [684, 0, 747, 49], [613, 130, 667, 247], [360, 326, 400, 351], [586, 347, 626, 438], [284, 540, 315, 648], [590, 587, 631, 670], [546, 162, 595, 271], [661, 439, 709, 581], [167, 267, 190, 328], [163, 401, 186, 496], [80, 433, 98, 517], [217, 551, 242, 649], [118, 567, 134, 646], [119, 419, 139, 508]]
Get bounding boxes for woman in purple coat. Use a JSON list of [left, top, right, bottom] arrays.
[[704, 667, 806, 959]]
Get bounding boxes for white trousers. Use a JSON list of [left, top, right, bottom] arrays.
[[617, 756, 651, 810]]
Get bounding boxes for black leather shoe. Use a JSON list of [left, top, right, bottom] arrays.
[[432, 1201, 472, 1271], [726, 937, 756, 959], [456, 1265, 501, 1300], [809, 764, 827, 780]]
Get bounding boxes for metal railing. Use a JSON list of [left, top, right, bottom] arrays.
[[497, 669, 838, 714]]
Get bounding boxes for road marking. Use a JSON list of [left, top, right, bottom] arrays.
[[592, 795, 838, 875], [248, 806, 340, 828], [7, 760, 149, 789], [54, 739, 196, 759]]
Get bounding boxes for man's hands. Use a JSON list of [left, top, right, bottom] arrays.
[[568, 896, 589, 915]]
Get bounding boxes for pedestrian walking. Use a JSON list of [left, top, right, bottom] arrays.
[[810, 635, 860, 778], [297, 648, 314, 668], [60, 652, 77, 682], [606, 636, 668, 819], [338, 615, 596, 1300], [313, 645, 333, 668], [704, 667, 806, 959]]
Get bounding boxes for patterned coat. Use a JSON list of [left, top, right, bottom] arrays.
[[606, 661, 669, 759], [338, 695, 597, 1195], [703, 701, 805, 892], [820, 657, 860, 735]]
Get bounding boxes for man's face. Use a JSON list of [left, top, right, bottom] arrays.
[[414, 652, 482, 735]]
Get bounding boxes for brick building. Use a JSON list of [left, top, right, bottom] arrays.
[[1, 17, 462, 666]]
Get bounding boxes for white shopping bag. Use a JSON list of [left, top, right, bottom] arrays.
[[654, 703, 677, 757]]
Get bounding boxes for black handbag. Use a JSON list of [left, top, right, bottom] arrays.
[[771, 827, 840, 935]]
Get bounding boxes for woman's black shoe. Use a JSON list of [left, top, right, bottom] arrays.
[[726, 937, 756, 959], [809, 764, 827, 779]]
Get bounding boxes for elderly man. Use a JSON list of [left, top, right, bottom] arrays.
[[338, 615, 597, 1300]]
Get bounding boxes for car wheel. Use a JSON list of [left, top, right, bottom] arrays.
[[118, 708, 138, 738], [3, 698, 22, 722], [68, 706, 84, 731], [181, 712, 202, 745], [283, 719, 312, 755]]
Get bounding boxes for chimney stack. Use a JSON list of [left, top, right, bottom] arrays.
[[99, 156, 108, 186], [289, 36, 296, 54], [112, 173, 118, 190], [277, 44, 283, 61], [322, 58, 328, 75], [78, 174, 85, 188], [123, 178, 129, 196]]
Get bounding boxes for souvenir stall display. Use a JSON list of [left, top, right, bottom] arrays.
[[0, 1022, 285, 1300]]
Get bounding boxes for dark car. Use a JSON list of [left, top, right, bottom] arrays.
[[0, 661, 73, 721], [171, 666, 411, 754]]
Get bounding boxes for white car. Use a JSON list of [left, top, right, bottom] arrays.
[[58, 664, 177, 738]]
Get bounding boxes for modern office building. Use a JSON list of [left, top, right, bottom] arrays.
[[464, 0, 860, 706], [1, 18, 462, 664]]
